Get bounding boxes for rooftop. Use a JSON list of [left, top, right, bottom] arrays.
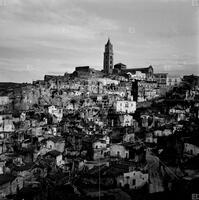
[[122, 66, 153, 74], [46, 150, 61, 157]]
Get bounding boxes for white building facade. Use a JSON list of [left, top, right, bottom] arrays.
[[115, 101, 136, 114]]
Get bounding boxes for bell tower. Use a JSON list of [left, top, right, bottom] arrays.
[[103, 38, 113, 74]]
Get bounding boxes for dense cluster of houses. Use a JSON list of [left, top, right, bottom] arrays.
[[0, 70, 199, 199]]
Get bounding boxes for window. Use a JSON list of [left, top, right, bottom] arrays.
[[125, 102, 129, 107], [126, 153, 128, 158], [132, 179, 136, 186]]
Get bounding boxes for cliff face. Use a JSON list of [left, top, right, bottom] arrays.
[[20, 86, 40, 110], [1, 84, 68, 112], [1, 85, 41, 112]]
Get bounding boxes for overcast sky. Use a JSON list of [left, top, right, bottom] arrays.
[[0, 0, 198, 82]]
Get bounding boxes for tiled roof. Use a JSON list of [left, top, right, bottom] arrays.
[[47, 136, 64, 143], [13, 162, 33, 172], [46, 150, 61, 157], [122, 66, 153, 74]]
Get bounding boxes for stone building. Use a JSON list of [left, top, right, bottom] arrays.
[[122, 66, 154, 81], [103, 38, 114, 74], [113, 63, 127, 74], [115, 100, 136, 114], [154, 73, 168, 86], [117, 170, 148, 189]]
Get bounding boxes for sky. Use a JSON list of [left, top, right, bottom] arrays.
[[0, 0, 198, 82]]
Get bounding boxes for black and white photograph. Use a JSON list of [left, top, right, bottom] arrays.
[[0, 0, 199, 199]]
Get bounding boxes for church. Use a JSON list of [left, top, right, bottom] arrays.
[[71, 38, 154, 80], [103, 38, 154, 81]]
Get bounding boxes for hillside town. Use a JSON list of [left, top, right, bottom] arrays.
[[0, 39, 199, 200]]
